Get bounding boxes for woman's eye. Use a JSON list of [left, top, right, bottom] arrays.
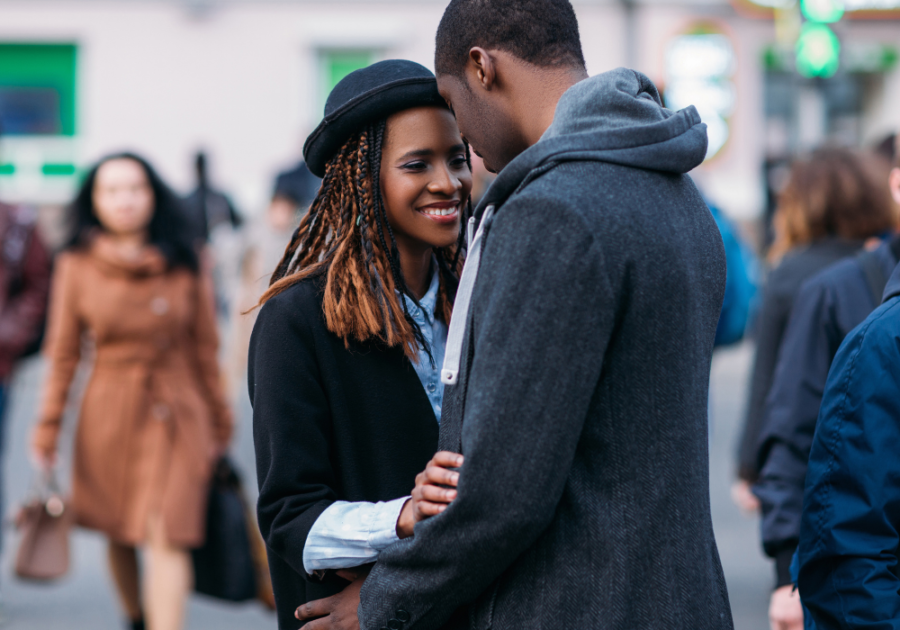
[[402, 161, 427, 171], [450, 156, 467, 168]]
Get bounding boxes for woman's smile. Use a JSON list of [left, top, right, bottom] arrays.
[[417, 200, 460, 224]]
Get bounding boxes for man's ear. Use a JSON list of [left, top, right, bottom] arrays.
[[468, 47, 496, 91], [890, 167, 900, 208]]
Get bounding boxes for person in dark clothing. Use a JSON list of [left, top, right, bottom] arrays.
[[182, 151, 242, 247], [754, 148, 900, 630], [272, 161, 321, 212], [249, 60, 474, 630], [734, 149, 896, 506], [795, 260, 900, 630], [0, 200, 51, 550], [350, 2, 732, 629]]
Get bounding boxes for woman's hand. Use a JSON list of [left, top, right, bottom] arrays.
[[396, 451, 464, 539]]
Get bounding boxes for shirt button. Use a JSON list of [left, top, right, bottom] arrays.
[[152, 403, 170, 421], [150, 296, 169, 315], [427, 382, 437, 393]]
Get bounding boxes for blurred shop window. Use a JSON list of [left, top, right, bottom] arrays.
[[0, 43, 79, 213], [319, 50, 375, 111], [664, 24, 737, 162], [0, 44, 76, 136]]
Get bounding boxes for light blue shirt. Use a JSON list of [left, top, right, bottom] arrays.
[[303, 266, 448, 573], [402, 266, 447, 423]]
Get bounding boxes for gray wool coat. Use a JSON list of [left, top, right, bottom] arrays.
[[359, 68, 734, 630]]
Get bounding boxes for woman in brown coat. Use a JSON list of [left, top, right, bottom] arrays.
[[31, 153, 233, 630]]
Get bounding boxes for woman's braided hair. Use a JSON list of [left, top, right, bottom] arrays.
[[258, 119, 472, 362]]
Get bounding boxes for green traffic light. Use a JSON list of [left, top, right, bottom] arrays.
[[796, 23, 840, 78], [800, 0, 844, 23]]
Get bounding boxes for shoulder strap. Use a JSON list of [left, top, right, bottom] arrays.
[[856, 248, 889, 306]]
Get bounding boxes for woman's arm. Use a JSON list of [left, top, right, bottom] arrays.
[[250, 290, 342, 579], [32, 254, 83, 462], [303, 451, 463, 572]]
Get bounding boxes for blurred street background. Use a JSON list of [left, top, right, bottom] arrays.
[[1, 0, 899, 628]]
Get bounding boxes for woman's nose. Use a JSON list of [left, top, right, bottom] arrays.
[[427, 165, 460, 195]]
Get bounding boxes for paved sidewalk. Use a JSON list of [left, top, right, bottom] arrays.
[[1, 358, 275, 629]]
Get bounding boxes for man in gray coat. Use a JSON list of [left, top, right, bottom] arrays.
[[356, 1, 733, 628]]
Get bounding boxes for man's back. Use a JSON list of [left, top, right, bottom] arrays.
[[360, 69, 732, 630], [464, 159, 727, 628]]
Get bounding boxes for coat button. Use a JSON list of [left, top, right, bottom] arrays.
[[150, 296, 169, 315], [387, 620, 402, 630], [152, 403, 170, 421], [396, 609, 410, 622]]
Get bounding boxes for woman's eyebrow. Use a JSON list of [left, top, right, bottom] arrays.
[[397, 149, 434, 160]]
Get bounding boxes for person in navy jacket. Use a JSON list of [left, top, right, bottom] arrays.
[[797, 260, 900, 629]]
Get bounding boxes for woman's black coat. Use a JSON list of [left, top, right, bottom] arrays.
[[248, 277, 439, 629]]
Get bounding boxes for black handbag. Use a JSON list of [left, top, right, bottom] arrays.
[[192, 457, 263, 603]]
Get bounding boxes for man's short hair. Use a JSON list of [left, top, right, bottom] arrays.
[[435, 0, 586, 78]]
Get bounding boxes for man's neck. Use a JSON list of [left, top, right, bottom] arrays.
[[516, 67, 588, 148]]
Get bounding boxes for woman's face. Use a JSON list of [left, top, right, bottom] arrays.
[[380, 106, 472, 252], [92, 158, 155, 237]]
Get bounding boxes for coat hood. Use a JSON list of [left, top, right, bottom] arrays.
[[882, 260, 900, 303], [477, 68, 708, 216]]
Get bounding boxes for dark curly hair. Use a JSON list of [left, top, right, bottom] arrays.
[[435, 0, 586, 78], [66, 152, 199, 272]]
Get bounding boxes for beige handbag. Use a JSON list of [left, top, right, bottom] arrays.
[[14, 470, 72, 581]]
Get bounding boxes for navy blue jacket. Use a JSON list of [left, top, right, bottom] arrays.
[[753, 239, 898, 586], [797, 261, 900, 629]]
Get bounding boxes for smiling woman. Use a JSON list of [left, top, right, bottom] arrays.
[[249, 60, 473, 630]]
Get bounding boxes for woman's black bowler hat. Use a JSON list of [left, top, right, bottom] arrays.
[[303, 59, 446, 178]]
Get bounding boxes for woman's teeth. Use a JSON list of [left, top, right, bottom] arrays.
[[421, 207, 457, 217]]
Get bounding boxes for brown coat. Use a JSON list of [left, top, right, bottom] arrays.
[[32, 236, 233, 547]]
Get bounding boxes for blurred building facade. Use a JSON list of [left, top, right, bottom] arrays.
[[0, 0, 897, 225]]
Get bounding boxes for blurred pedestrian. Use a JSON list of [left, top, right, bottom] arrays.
[[250, 60, 473, 630], [795, 258, 900, 629], [0, 200, 51, 551], [734, 148, 895, 512], [182, 151, 243, 248], [707, 200, 759, 348], [229, 161, 320, 397], [245, 161, 320, 294], [31, 153, 233, 630], [754, 147, 899, 630], [183, 151, 244, 325]]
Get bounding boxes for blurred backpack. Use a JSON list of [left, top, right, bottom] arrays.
[[708, 201, 759, 347]]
